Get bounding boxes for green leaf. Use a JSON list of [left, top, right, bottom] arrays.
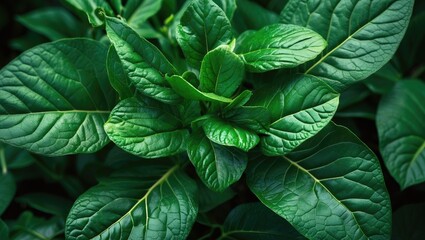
[[66, 164, 198, 240], [104, 97, 189, 158], [251, 75, 339, 156], [224, 106, 270, 134], [9, 212, 64, 240], [126, 0, 163, 27], [105, 17, 181, 103], [377, 80, 425, 189], [4, 145, 35, 169], [106, 45, 135, 99], [213, 0, 237, 20], [196, 180, 235, 213], [17, 193, 73, 217], [392, 203, 425, 240], [64, 0, 113, 27], [109, 0, 123, 14], [0, 173, 15, 215], [16, 7, 84, 41], [233, 0, 280, 32], [166, 75, 232, 103], [222, 202, 305, 240], [200, 46, 245, 97], [176, 0, 233, 70], [247, 123, 392, 239], [202, 117, 259, 151], [0, 220, 8, 240], [0, 39, 114, 156], [223, 90, 253, 111], [281, 0, 414, 91], [235, 24, 326, 72], [187, 130, 247, 192]]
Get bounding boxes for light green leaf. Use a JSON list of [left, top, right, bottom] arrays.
[[104, 97, 189, 158], [106, 45, 135, 99], [105, 17, 181, 103], [0, 39, 114, 156], [213, 0, 237, 20], [0, 220, 8, 240], [281, 0, 414, 92], [222, 202, 305, 240], [377, 80, 425, 189], [64, 0, 113, 27], [17, 7, 84, 41], [235, 24, 326, 72], [247, 122, 392, 239], [200, 46, 245, 97], [392, 203, 425, 240], [233, 0, 280, 33], [176, 0, 233, 69], [202, 117, 259, 151], [126, 0, 163, 27], [0, 173, 15, 215], [66, 164, 198, 240], [187, 130, 247, 192], [251, 75, 339, 156], [166, 75, 232, 103]]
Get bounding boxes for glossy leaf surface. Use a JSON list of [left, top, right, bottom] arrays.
[[64, 0, 113, 27]]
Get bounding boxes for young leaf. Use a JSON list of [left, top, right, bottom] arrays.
[[202, 117, 260, 151], [126, 0, 163, 27], [235, 24, 326, 72], [166, 75, 232, 103], [200, 46, 245, 97], [392, 203, 425, 240], [377, 80, 425, 189], [187, 130, 247, 192], [281, 0, 414, 91], [66, 164, 198, 240], [0, 173, 15, 215], [64, 0, 113, 27], [106, 45, 135, 99], [250, 75, 339, 156], [223, 90, 253, 111], [222, 202, 305, 240], [176, 0, 233, 69], [16, 7, 84, 41], [104, 97, 189, 158], [105, 17, 181, 104], [0, 39, 115, 156], [247, 123, 392, 239]]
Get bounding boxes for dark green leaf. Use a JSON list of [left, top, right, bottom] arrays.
[[281, 0, 414, 91], [247, 123, 392, 239], [0, 219, 8, 240], [166, 75, 232, 103], [222, 202, 305, 240], [213, 0, 237, 20], [224, 106, 270, 134], [200, 46, 244, 97], [0, 39, 114, 156], [233, 0, 280, 32], [126, 0, 163, 28], [106, 45, 135, 99], [104, 97, 189, 158], [0, 173, 15, 215], [17, 193, 73, 217], [105, 17, 181, 103], [16, 7, 84, 41], [223, 90, 253, 111], [235, 24, 326, 72], [109, 0, 123, 14], [64, 0, 113, 27], [377, 80, 425, 189], [187, 130, 247, 191], [392, 203, 425, 240], [196, 180, 235, 213], [202, 117, 259, 151], [9, 212, 64, 240], [176, 0, 233, 69], [66, 164, 198, 240], [363, 63, 401, 95], [4, 145, 35, 169]]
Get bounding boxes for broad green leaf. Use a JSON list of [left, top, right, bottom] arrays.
[[17, 193, 73, 217], [233, 0, 280, 33], [126, 0, 163, 28], [64, 0, 113, 27], [250, 75, 339, 156], [235, 24, 326, 72], [66, 164, 198, 240], [222, 202, 305, 240], [106, 45, 135, 99], [0, 173, 15, 215], [202, 117, 259, 151], [200, 46, 245, 97], [104, 97, 189, 158], [223, 90, 253, 111], [9, 212, 64, 240], [196, 180, 235, 212], [0, 39, 114, 156], [247, 123, 392, 239], [177, 100, 201, 127], [224, 106, 270, 134], [176, 0, 233, 69], [16, 7, 84, 41], [105, 17, 181, 103], [187, 130, 247, 191], [377, 80, 425, 189], [281, 0, 414, 92], [213, 0, 237, 20], [0, 220, 8, 240], [392, 203, 425, 240], [166, 75, 232, 103]]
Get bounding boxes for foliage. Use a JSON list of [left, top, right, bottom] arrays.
[[0, 0, 424, 239]]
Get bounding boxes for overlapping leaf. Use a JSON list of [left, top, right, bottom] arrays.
[[0, 39, 114, 155], [64, 0, 113, 27], [247, 123, 392, 239]]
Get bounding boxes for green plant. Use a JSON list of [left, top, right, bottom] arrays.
[[1, 0, 423, 239]]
